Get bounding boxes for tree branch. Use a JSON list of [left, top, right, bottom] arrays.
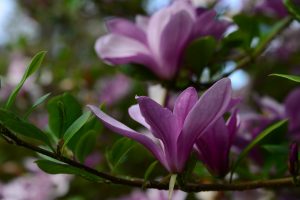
[[0, 124, 299, 192]]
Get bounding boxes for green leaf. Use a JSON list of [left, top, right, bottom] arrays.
[[5, 51, 46, 109], [62, 111, 91, 150], [270, 73, 300, 83], [230, 120, 288, 181], [143, 161, 158, 182], [184, 36, 217, 73], [232, 14, 259, 49], [75, 130, 98, 163], [47, 93, 82, 138], [106, 138, 135, 172], [284, 0, 300, 21], [67, 116, 102, 152], [24, 93, 51, 119], [36, 160, 104, 182], [261, 144, 289, 154], [0, 108, 52, 147]]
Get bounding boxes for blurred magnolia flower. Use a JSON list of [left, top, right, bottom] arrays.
[[0, 159, 72, 200], [195, 109, 239, 178], [265, 23, 300, 60], [97, 74, 131, 106], [84, 152, 103, 168], [288, 142, 299, 177], [284, 87, 300, 141], [0, 53, 41, 102], [112, 189, 187, 200], [234, 96, 284, 164], [95, 1, 230, 80], [255, 0, 288, 18], [89, 78, 237, 173]]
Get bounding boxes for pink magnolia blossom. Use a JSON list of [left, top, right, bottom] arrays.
[[88, 78, 237, 173], [95, 1, 230, 80]]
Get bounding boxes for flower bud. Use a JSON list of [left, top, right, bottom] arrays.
[[289, 142, 299, 177]]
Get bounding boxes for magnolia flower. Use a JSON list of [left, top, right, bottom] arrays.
[[195, 110, 239, 177], [95, 1, 230, 80], [89, 78, 237, 173], [255, 0, 288, 18]]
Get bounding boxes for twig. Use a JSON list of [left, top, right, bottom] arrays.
[[0, 124, 299, 192]]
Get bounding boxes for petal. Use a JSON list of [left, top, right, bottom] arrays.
[[226, 109, 240, 146], [195, 118, 230, 177], [159, 11, 194, 78], [259, 96, 284, 117], [173, 87, 198, 128], [87, 105, 165, 165], [285, 88, 300, 136], [227, 97, 241, 111], [147, 3, 194, 79], [95, 34, 155, 67], [177, 78, 233, 165], [137, 97, 181, 171], [106, 18, 146, 43], [137, 97, 180, 142], [192, 10, 230, 40], [135, 15, 149, 32], [128, 104, 150, 129]]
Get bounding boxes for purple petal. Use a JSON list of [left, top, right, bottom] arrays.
[[259, 96, 284, 117], [137, 97, 181, 171], [159, 11, 194, 78], [128, 104, 150, 129], [285, 88, 300, 138], [135, 15, 149, 32], [192, 10, 230, 40], [173, 87, 198, 128], [195, 118, 230, 177], [178, 78, 233, 165], [227, 97, 241, 111], [147, 3, 194, 79], [95, 34, 155, 67], [226, 109, 239, 146], [106, 18, 146, 43], [87, 105, 165, 165]]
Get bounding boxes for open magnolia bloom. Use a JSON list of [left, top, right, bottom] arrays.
[[88, 78, 238, 173], [95, 1, 230, 80], [195, 110, 239, 178]]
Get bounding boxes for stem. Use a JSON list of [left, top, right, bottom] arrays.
[[0, 124, 300, 192]]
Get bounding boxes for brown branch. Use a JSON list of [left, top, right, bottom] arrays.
[[0, 124, 299, 192]]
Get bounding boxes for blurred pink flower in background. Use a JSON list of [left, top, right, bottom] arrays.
[[97, 74, 132, 106], [0, 53, 41, 103], [255, 0, 288, 18], [0, 159, 72, 200]]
